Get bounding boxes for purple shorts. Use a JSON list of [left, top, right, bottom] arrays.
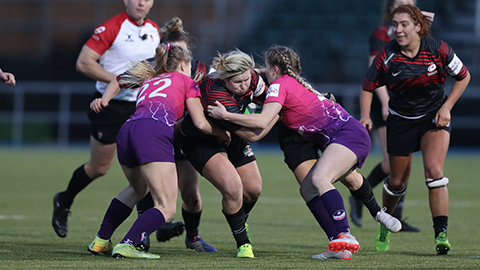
[[117, 118, 175, 168], [330, 118, 371, 168]]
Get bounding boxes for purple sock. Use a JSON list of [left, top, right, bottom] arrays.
[[306, 195, 337, 240], [97, 198, 133, 240], [320, 189, 350, 236], [121, 208, 166, 245]]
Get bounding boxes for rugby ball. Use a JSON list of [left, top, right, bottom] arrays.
[[244, 103, 262, 114]]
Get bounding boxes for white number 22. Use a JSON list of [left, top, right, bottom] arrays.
[[137, 78, 171, 105]]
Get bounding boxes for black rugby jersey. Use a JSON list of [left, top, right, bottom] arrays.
[[363, 36, 468, 118], [369, 22, 393, 57], [180, 70, 266, 139]]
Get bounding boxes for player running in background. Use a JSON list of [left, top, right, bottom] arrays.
[[349, 0, 420, 233], [360, 4, 470, 254], [52, 0, 159, 238], [87, 43, 229, 259]]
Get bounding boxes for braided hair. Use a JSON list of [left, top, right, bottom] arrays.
[[264, 45, 335, 102]]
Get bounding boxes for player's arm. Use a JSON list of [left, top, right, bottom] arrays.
[[233, 115, 279, 143], [208, 100, 281, 129], [187, 97, 231, 145], [76, 45, 116, 83], [360, 89, 374, 131], [435, 70, 470, 127], [368, 55, 389, 121], [90, 78, 122, 113]]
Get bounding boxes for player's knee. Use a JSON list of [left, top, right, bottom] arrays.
[[383, 177, 406, 197], [425, 176, 449, 189]]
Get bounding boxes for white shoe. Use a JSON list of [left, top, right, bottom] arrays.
[[328, 232, 360, 253], [375, 208, 402, 233], [312, 249, 352, 260]]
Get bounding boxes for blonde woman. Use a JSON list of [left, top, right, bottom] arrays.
[[178, 49, 272, 258]]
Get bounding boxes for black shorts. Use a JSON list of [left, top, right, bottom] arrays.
[[179, 133, 256, 174], [386, 111, 452, 156], [88, 91, 136, 144], [173, 135, 188, 161], [277, 121, 319, 172], [371, 92, 386, 129]]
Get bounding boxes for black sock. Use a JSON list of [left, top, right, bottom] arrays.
[[62, 164, 93, 208], [243, 200, 257, 222], [183, 208, 201, 240], [367, 163, 389, 188], [392, 194, 405, 220], [223, 207, 250, 248], [433, 216, 448, 237], [350, 176, 381, 217], [137, 192, 154, 216]]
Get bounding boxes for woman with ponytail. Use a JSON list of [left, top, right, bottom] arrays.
[[87, 43, 229, 259]]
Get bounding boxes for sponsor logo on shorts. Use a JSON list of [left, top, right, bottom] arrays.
[[333, 209, 346, 221], [97, 131, 103, 139], [243, 145, 254, 157]]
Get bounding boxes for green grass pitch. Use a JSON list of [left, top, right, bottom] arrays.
[[0, 147, 479, 269]]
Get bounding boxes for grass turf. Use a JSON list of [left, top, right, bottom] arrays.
[[0, 147, 479, 269]]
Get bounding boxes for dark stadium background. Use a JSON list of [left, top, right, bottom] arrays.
[[0, 0, 478, 147]]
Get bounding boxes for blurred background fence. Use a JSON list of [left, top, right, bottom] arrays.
[[0, 0, 479, 147]]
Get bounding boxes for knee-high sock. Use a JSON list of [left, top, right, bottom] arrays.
[[367, 162, 389, 188], [243, 200, 257, 222], [307, 195, 337, 241], [183, 208, 201, 240], [321, 189, 350, 236], [97, 198, 133, 240], [62, 164, 93, 208], [223, 207, 250, 247], [121, 208, 166, 245], [350, 176, 382, 217]]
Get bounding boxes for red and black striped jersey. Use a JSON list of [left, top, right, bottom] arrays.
[[180, 70, 266, 139], [362, 36, 468, 118], [198, 70, 265, 131], [369, 22, 393, 57]]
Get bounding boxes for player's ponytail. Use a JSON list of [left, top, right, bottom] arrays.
[[119, 43, 190, 86]]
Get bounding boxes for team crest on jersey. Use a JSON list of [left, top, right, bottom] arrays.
[[94, 26, 106, 34], [266, 84, 280, 98], [427, 62, 437, 76]]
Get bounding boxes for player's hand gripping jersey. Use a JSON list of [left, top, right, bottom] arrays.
[[363, 36, 469, 118]]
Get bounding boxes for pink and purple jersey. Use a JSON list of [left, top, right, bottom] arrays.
[[265, 75, 352, 149], [127, 72, 201, 126]]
